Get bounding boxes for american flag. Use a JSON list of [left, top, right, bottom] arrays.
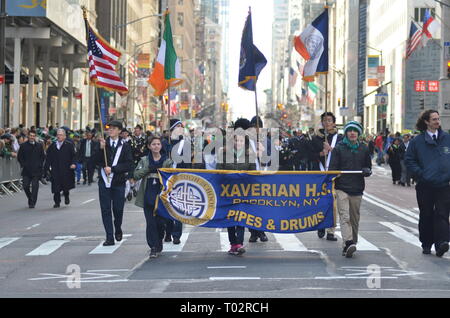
[[406, 21, 423, 59], [86, 23, 128, 95], [129, 59, 137, 76]]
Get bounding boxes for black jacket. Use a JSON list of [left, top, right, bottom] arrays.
[[311, 130, 343, 168], [79, 139, 99, 162], [94, 137, 133, 187], [18, 141, 46, 177], [44, 140, 76, 193], [329, 141, 372, 196]]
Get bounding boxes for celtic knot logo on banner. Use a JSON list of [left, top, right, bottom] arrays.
[[161, 174, 217, 226]]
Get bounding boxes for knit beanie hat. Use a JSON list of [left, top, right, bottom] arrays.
[[344, 121, 363, 136]]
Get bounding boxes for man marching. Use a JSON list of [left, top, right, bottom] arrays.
[[95, 121, 134, 246]]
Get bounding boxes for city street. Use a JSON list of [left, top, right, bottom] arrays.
[[1, 166, 450, 298]]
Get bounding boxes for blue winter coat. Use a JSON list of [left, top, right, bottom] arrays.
[[405, 129, 450, 188]]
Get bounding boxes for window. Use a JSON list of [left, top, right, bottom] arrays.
[[178, 12, 184, 27], [178, 0, 183, 5], [414, 8, 435, 23]]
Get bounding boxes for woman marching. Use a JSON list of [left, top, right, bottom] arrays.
[[134, 136, 167, 259]]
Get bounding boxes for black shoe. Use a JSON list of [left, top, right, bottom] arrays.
[[422, 247, 432, 255], [83, 180, 87, 185], [399, 182, 406, 187], [436, 242, 449, 257], [29, 205, 35, 209], [53, 203, 60, 208], [115, 230, 123, 242], [326, 233, 338, 241], [249, 235, 258, 243], [156, 243, 163, 254], [127, 192, 133, 201], [64, 196, 70, 205], [343, 240, 357, 258], [103, 240, 115, 246], [149, 248, 158, 258], [164, 236, 172, 243], [317, 229, 326, 239], [173, 237, 181, 245], [77, 181, 80, 185], [88, 182, 92, 186], [259, 233, 269, 242]]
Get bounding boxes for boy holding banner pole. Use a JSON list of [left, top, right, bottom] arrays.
[[329, 121, 372, 258]]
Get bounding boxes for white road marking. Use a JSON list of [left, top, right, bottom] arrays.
[[0, 237, 20, 249], [26, 224, 40, 230], [81, 199, 96, 205], [335, 232, 380, 251], [163, 233, 190, 252], [89, 235, 132, 255], [379, 222, 422, 248], [207, 266, 247, 269], [273, 233, 309, 252], [363, 194, 418, 224], [26, 236, 76, 256], [219, 232, 229, 252], [209, 277, 261, 281]]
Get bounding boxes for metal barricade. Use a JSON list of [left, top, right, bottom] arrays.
[[0, 157, 23, 197]]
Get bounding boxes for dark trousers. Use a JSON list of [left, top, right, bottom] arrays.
[[99, 182, 125, 241], [249, 229, 265, 237], [54, 190, 69, 204], [82, 159, 95, 183], [389, 161, 402, 182], [416, 185, 450, 249], [228, 226, 245, 245], [143, 205, 166, 249], [165, 219, 183, 239], [23, 175, 39, 206]]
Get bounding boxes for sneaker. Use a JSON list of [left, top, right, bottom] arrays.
[[326, 233, 338, 241], [228, 244, 238, 255], [345, 244, 357, 258], [435, 242, 449, 258], [235, 244, 246, 255], [149, 248, 158, 259], [317, 229, 326, 239], [259, 233, 269, 242]]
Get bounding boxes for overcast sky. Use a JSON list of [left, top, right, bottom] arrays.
[[228, 1, 273, 121]]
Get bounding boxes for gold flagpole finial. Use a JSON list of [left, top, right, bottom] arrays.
[[81, 6, 88, 20]]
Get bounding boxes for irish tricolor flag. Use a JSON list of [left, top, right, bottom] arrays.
[[293, 9, 328, 82], [149, 12, 183, 96]]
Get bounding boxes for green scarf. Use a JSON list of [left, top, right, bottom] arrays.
[[343, 137, 360, 153]]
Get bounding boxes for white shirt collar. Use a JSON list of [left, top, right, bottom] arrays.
[[427, 130, 438, 139]]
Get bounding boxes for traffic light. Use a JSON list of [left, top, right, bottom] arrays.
[[419, 98, 425, 110], [447, 60, 450, 79]]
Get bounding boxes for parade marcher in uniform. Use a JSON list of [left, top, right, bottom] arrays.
[[79, 130, 99, 186], [248, 116, 269, 243], [44, 129, 77, 208], [162, 119, 188, 245], [17, 130, 45, 208], [405, 110, 450, 257], [329, 121, 372, 258], [312, 112, 342, 241], [134, 136, 167, 258], [95, 121, 134, 246], [274, 137, 294, 171], [387, 137, 403, 185], [217, 118, 257, 256]]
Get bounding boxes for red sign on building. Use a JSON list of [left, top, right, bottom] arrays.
[[0, 75, 4, 85], [415, 80, 426, 92], [428, 80, 440, 92]]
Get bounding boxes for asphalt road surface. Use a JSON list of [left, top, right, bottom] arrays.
[[1, 165, 450, 298]]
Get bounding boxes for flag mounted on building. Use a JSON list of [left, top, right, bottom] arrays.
[[238, 10, 267, 91], [422, 9, 440, 47], [293, 8, 328, 82], [289, 67, 298, 87], [149, 11, 183, 96], [406, 21, 423, 59], [84, 12, 128, 95], [307, 82, 318, 104]]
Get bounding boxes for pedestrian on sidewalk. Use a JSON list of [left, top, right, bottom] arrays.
[[17, 130, 46, 208], [43, 129, 77, 208], [405, 110, 450, 257], [387, 138, 403, 185], [95, 121, 134, 246], [134, 136, 167, 259], [329, 121, 372, 258], [399, 134, 412, 187], [311, 112, 342, 242]]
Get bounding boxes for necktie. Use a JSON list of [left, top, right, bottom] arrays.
[[433, 135, 437, 142]]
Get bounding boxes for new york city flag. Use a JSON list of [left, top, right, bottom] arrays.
[[238, 10, 267, 91]]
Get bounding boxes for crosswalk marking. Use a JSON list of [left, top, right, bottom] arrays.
[[0, 237, 20, 249], [335, 232, 380, 251], [273, 234, 309, 252], [379, 222, 421, 248], [219, 232, 230, 252], [26, 236, 76, 256], [89, 235, 132, 255]]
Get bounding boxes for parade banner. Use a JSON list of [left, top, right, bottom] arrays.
[[157, 169, 338, 234]]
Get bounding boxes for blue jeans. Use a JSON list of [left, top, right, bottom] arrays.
[[75, 163, 83, 182]]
